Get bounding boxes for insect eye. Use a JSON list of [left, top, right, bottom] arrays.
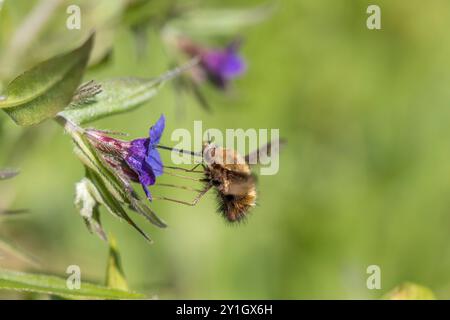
[[212, 180, 221, 186]]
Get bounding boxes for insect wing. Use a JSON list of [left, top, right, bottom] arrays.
[[245, 139, 286, 165]]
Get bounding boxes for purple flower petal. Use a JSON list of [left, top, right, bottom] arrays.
[[139, 162, 156, 200], [147, 148, 163, 177], [126, 145, 155, 184], [222, 46, 246, 79], [126, 154, 156, 200], [126, 138, 156, 200], [120, 115, 166, 201], [128, 138, 148, 158], [149, 114, 165, 146], [146, 114, 165, 177], [201, 43, 245, 88]]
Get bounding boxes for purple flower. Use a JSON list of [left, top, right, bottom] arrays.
[[86, 115, 165, 201], [177, 37, 246, 89], [200, 42, 246, 89], [125, 115, 165, 199]]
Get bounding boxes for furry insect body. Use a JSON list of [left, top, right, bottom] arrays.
[[203, 143, 257, 222]]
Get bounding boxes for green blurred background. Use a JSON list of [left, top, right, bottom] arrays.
[[2, 0, 450, 299]]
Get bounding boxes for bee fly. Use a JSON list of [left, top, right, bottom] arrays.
[[156, 139, 285, 223]]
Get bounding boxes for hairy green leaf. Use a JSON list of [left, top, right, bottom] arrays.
[[105, 235, 129, 291], [60, 59, 198, 124], [0, 268, 145, 300], [0, 34, 94, 125]]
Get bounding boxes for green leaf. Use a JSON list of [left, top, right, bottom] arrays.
[[383, 283, 436, 300], [0, 268, 145, 300], [0, 34, 94, 126], [85, 167, 159, 241], [105, 235, 129, 291], [165, 3, 274, 37], [60, 59, 198, 124]]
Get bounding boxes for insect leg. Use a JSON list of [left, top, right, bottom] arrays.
[[163, 164, 203, 173], [154, 185, 212, 206], [156, 183, 203, 193], [162, 171, 207, 182]]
